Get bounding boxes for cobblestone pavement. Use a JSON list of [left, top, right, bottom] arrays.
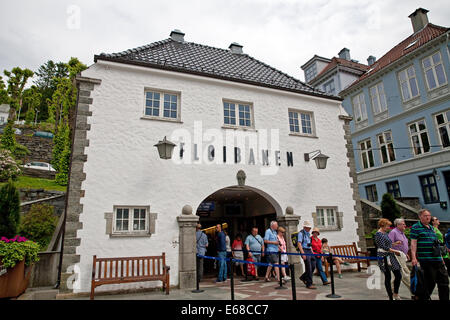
[[70, 271, 440, 300]]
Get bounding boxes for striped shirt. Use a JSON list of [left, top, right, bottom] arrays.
[[410, 221, 441, 262]]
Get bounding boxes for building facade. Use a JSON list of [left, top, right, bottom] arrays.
[[340, 8, 450, 220], [60, 30, 365, 294], [301, 48, 369, 96]]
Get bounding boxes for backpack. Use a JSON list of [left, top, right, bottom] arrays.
[[410, 265, 430, 300], [291, 231, 300, 251], [291, 230, 309, 252]]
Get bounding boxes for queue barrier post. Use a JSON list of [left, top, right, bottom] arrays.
[[326, 253, 341, 299], [290, 264, 296, 301], [230, 259, 235, 301]]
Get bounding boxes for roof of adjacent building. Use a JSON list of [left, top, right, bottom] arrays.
[[342, 23, 449, 94], [310, 57, 370, 84], [94, 38, 342, 101]]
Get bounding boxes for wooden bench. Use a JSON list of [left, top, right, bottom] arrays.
[[323, 242, 370, 278], [90, 253, 170, 300]]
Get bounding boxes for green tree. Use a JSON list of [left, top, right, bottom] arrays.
[[380, 193, 401, 223], [19, 203, 57, 250], [0, 75, 8, 104], [0, 180, 21, 238], [3, 67, 34, 121], [23, 85, 42, 124], [34, 60, 69, 121], [51, 122, 69, 171]]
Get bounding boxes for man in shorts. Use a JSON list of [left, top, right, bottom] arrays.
[[244, 227, 265, 280]]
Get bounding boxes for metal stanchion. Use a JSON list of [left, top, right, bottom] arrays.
[[275, 251, 287, 290], [326, 253, 341, 299], [290, 264, 296, 301], [230, 259, 235, 301], [191, 256, 205, 293]]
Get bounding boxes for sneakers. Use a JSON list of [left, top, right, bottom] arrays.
[[306, 285, 317, 290], [343, 262, 350, 266], [323, 281, 331, 285], [283, 276, 291, 281], [393, 294, 401, 300], [338, 274, 343, 279]]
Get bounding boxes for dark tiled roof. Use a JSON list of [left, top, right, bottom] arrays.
[[343, 23, 449, 93], [94, 39, 341, 101]]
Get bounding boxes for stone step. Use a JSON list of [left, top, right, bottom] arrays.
[[18, 287, 59, 300]]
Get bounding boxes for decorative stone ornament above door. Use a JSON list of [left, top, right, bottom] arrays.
[[236, 170, 246, 186]]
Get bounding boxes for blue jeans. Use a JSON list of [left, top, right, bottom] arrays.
[[314, 256, 329, 283], [300, 248, 315, 287], [217, 251, 227, 281]]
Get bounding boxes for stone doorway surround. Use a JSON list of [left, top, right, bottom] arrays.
[[177, 185, 302, 289]]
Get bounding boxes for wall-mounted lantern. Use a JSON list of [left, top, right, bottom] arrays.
[[154, 136, 176, 160], [304, 150, 329, 169]]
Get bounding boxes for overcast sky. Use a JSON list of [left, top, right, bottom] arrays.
[[0, 0, 448, 84]]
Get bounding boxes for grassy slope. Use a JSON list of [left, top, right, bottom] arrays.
[[0, 176, 67, 192]]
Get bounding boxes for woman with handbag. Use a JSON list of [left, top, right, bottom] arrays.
[[431, 216, 450, 273], [375, 218, 403, 300]]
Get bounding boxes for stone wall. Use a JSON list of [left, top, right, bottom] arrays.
[[19, 189, 66, 216], [16, 135, 53, 163]]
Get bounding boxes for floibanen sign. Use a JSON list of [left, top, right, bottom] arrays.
[[169, 121, 294, 168]]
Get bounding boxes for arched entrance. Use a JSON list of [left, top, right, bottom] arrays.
[[195, 185, 282, 277]]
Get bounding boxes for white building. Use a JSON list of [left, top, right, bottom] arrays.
[[61, 30, 366, 294], [0, 104, 9, 124]]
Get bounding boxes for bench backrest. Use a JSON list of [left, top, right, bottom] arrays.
[[92, 253, 167, 281], [330, 242, 358, 260]]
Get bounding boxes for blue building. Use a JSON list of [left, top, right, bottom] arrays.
[[339, 8, 450, 220]]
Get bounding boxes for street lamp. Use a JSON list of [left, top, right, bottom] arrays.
[[304, 150, 329, 169], [154, 136, 176, 159]]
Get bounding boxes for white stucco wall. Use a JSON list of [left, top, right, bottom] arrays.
[[72, 60, 359, 293]]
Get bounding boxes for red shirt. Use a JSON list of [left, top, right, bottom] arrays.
[[311, 237, 322, 254]]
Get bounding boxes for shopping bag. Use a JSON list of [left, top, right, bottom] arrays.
[[246, 257, 256, 276]]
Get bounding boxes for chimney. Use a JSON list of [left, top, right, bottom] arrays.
[[229, 42, 243, 54], [338, 48, 351, 61], [409, 8, 429, 33], [367, 56, 376, 66], [170, 29, 185, 42]]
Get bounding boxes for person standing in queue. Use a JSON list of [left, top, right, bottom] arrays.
[[297, 221, 316, 289], [215, 224, 227, 283], [264, 221, 280, 282], [195, 223, 208, 283], [311, 228, 330, 285], [411, 210, 449, 300], [244, 227, 265, 280]]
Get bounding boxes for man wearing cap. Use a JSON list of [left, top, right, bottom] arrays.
[[297, 221, 316, 289], [196, 223, 208, 283], [311, 227, 331, 285]]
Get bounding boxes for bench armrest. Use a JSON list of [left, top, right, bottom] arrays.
[[357, 251, 369, 256], [165, 265, 170, 272]]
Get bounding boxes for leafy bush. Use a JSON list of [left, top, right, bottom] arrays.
[[0, 180, 20, 238], [19, 203, 57, 250], [381, 193, 401, 223], [0, 236, 40, 268], [0, 149, 21, 182]]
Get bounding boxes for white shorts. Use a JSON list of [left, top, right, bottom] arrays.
[[281, 254, 288, 263]]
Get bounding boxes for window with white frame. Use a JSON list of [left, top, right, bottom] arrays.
[[398, 65, 420, 101], [305, 64, 317, 83], [408, 119, 431, 156], [434, 110, 450, 149], [113, 207, 148, 233], [289, 110, 314, 135], [352, 93, 368, 122], [144, 90, 179, 120], [359, 138, 375, 169], [316, 208, 337, 228], [323, 80, 335, 95], [370, 82, 387, 114], [223, 101, 253, 128], [422, 51, 447, 91], [377, 130, 396, 164]]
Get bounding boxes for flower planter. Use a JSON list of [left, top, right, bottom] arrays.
[[0, 260, 33, 299]]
